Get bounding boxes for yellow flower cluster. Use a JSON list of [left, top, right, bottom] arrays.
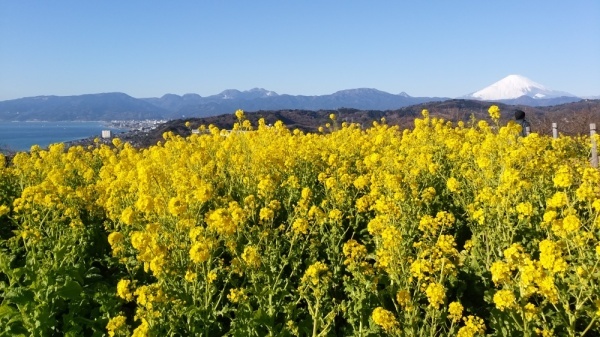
[[301, 261, 331, 286], [117, 279, 133, 302], [227, 288, 248, 303], [448, 301, 464, 322], [457, 315, 486, 337], [241, 245, 261, 268], [425, 282, 446, 309], [493, 289, 516, 311], [106, 315, 127, 337], [488, 105, 501, 121], [371, 307, 399, 333]]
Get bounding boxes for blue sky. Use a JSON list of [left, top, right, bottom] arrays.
[[1, 1, 599, 101]]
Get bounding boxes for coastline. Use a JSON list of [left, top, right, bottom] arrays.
[[0, 120, 167, 155]]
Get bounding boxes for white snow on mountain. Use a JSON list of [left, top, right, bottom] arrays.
[[465, 74, 576, 100]]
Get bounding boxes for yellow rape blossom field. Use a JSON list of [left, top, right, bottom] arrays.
[[1, 107, 600, 336]]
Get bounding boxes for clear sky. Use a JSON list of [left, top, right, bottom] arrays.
[[1, 1, 599, 101]]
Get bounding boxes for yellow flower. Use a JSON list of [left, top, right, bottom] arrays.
[[535, 328, 554, 337], [493, 289, 516, 311], [301, 261, 331, 286], [488, 105, 501, 121], [463, 239, 474, 252], [537, 275, 558, 304], [472, 209, 485, 225], [425, 282, 445, 309], [343, 239, 367, 265], [448, 301, 464, 323], [0, 204, 9, 217], [503, 243, 524, 266], [189, 238, 212, 263], [292, 218, 310, 235], [421, 186, 436, 202], [108, 232, 124, 246], [259, 207, 275, 222], [490, 261, 511, 286], [227, 288, 248, 303], [538, 239, 567, 273], [168, 196, 187, 216], [106, 315, 127, 337], [207, 270, 217, 284], [446, 177, 460, 192], [562, 214, 580, 233], [301, 187, 312, 200], [328, 208, 343, 221], [206, 208, 237, 236], [371, 307, 399, 333], [516, 202, 533, 219], [117, 279, 133, 301], [547, 192, 568, 208], [396, 290, 411, 308], [410, 259, 432, 280], [523, 303, 538, 322], [436, 235, 458, 254], [457, 315, 486, 337], [241, 245, 261, 268], [542, 210, 558, 225], [235, 109, 245, 120], [120, 207, 136, 225], [552, 165, 572, 188], [184, 270, 197, 282], [111, 137, 122, 148], [131, 318, 149, 337], [593, 199, 600, 212], [353, 175, 369, 189]]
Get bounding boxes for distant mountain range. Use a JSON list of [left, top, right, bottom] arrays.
[[0, 89, 449, 121], [0, 75, 591, 121]]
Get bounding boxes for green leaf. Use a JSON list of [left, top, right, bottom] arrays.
[[64, 328, 82, 337], [252, 308, 273, 326], [57, 279, 83, 301], [0, 304, 17, 320], [5, 288, 34, 306]]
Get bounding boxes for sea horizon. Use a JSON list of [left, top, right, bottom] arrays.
[[0, 121, 128, 153]]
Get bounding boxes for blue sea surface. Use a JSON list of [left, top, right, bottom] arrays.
[[0, 121, 128, 152]]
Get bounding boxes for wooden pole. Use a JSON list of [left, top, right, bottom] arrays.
[[552, 123, 558, 139], [591, 123, 598, 168]]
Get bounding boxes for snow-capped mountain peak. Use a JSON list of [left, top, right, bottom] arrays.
[[466, 74, 575, 100]]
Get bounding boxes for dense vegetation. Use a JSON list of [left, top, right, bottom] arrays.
[[1, 107, 599, 336]]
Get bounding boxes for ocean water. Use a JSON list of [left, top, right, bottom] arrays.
[[0, 121, 128, 152]]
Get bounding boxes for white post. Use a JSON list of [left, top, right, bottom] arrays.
[[552, 123, 558, 139], [525, 126, 530, 136], [591, 123, 598, 168]]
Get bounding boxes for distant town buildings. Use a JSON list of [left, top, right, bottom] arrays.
[[106, 119, 167, 132]]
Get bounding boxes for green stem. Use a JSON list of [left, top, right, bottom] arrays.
[[312, 297, 320, 337], [581, 316, 598, 336]]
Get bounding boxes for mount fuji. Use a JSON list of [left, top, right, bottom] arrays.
[[463, 75, 581, 106]]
